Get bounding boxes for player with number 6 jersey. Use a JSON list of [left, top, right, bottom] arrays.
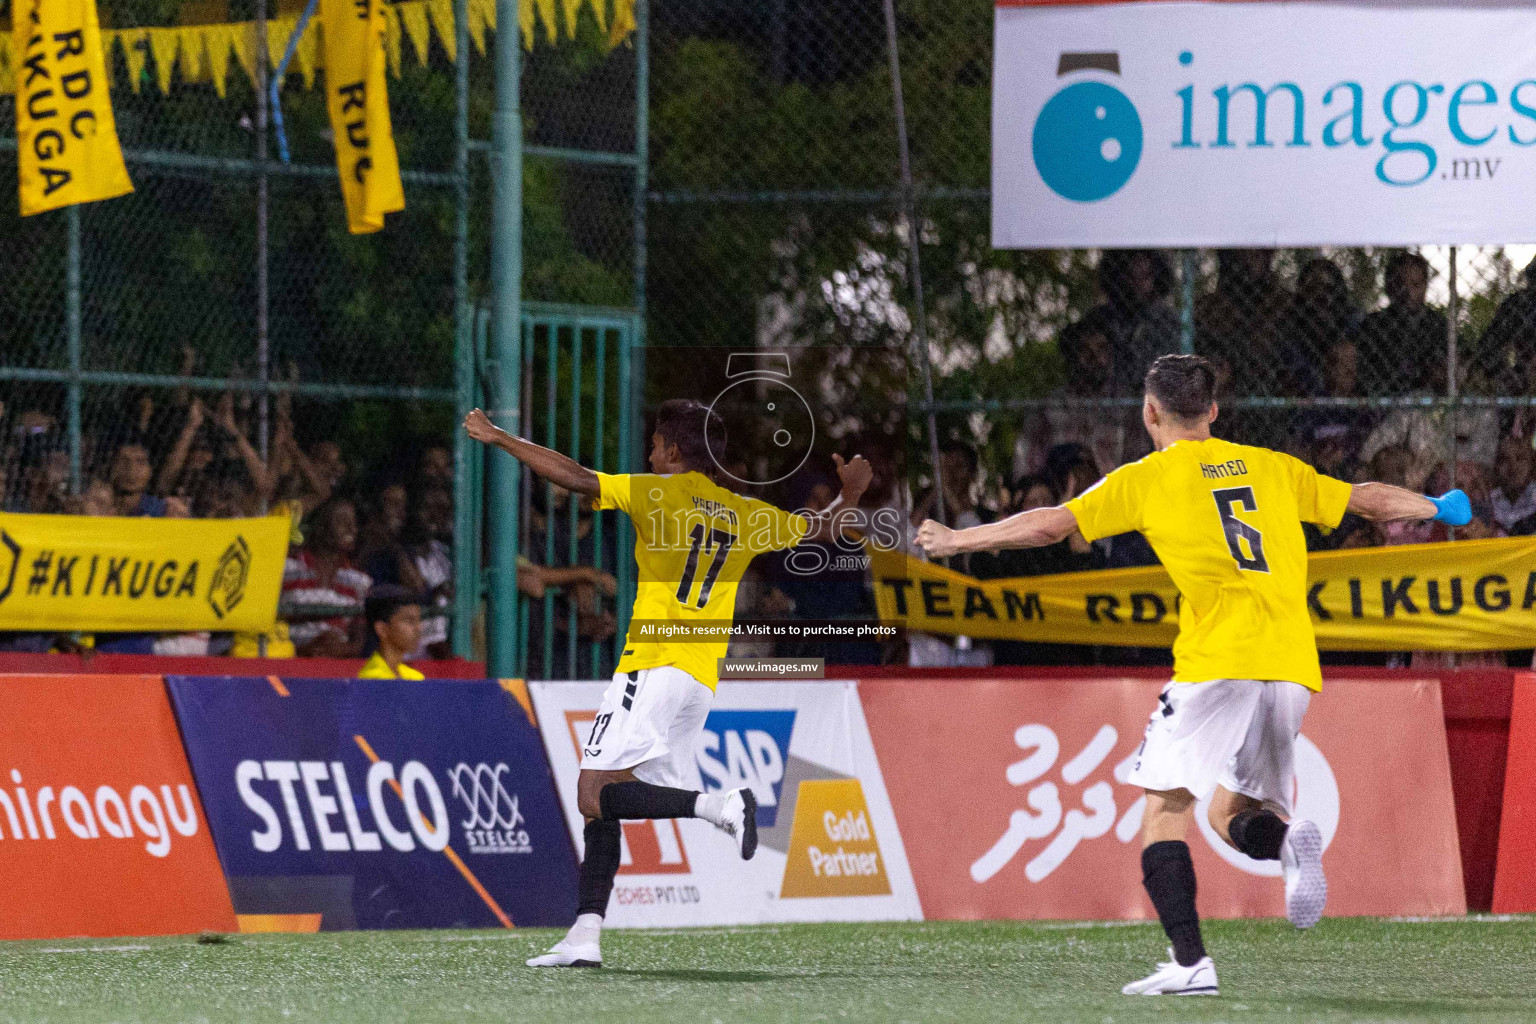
[[465, 398, 871, 969], [915, 354, 1469, 997]]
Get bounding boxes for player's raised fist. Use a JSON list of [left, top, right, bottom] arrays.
[[463, 408, 502, 445], [915, 518, 957, 558], [833, 453, 873, 497]]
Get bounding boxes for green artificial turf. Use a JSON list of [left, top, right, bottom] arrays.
[[2, 917, 1534, 1023]]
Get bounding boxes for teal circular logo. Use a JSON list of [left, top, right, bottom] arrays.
[[1032, 81, 1142, 202]]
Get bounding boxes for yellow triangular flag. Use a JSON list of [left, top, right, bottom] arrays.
[[589, 0, 606, 33], [561, 0, 583, 38], [608, 0, 634, 49], [383, 5, 402, 76], [467, 0, 490, 54], [534, 0, 558, 44], [399, 1, 431, 65], [427, 0, 456, 62], [120, 30, 150, 94], [231, 21, 258, 89], [177, 27, 207, 82], [518, 0, 535, 49], [295, 17, 321, 87], [204, 25, 235, 97], [147, 28, 180, 93], [267, 15, 296, 77]]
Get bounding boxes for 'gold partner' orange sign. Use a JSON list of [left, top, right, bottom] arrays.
[[780, 780, 891, 898]]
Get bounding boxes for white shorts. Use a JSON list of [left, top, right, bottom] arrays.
[[1126, 679, 1312, 815], [579, 665, 713, 788]]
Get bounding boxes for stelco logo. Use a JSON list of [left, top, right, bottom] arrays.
[[236, 759, 534, 857], [1033, 48, 1536, 201]]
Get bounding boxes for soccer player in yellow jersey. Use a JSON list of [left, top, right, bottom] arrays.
[[917, 355, 1471, 996], [465, 399, 871, 968]]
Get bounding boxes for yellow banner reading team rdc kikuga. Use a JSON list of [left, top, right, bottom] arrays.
[[13, 0, 133, 215], [871, 536, 1536, 651], [0, 512, 289, 632]]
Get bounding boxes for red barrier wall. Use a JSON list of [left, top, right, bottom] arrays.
[[861, 675, 1465, 921], [0, 653, 486, 679], [835, 664, 1517, 911]]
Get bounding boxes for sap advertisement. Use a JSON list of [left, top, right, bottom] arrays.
[[530, 680, 922, 927], [993, 1, 1536, 246], [166, 677, 578, 930]]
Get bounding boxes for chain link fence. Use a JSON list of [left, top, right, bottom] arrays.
[[5, 0, 1535, 669], [0, 0, 645, 663], [644, 0, 1536, 668]]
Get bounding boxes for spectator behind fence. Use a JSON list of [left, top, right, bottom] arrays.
[[358, 585, 425, 680], [910, 441, 991, 668], [1291, 339, 1375, 483], [1195, 249, 1291, 396], [1355, 252, 1448, 396], [1016, 315, 1136, 479], [1357, 354, 1499, 485], [1092, 250, 1181, 395], [283, 498, 372, 658], [1491, 435, 1536, 535], [973, 473, 1103, 667], [1473, 256, 1536, 397], [1277, 257, 1360, 398], [367, 488, 454, 660]]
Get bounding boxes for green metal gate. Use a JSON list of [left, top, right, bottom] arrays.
[[454, 301, 641, 680]]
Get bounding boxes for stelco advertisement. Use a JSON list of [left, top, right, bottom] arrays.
[[993, 1, 1536, 247], [530, 680, 922, 928], [165, 676, 577, 931]]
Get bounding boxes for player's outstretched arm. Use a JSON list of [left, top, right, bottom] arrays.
[[1347, 482, 1470, 525], [916, 505, 1080, 558], [463, 408, 600, 496]]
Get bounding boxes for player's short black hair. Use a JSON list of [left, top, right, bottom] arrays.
[[1144, 354, 1217, 421], [654, 399, 725, 474], [364, 584, 418, 629]]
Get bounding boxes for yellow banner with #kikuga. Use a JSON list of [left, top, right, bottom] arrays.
[[321, 0, 405, 234], [870, 536, 1536, 652], [13, 0, 133, 216], [0, 512, 289, 633]]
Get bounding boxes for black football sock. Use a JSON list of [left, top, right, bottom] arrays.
[[1142, 840, 1208, 967], [1228, 809, 1288, 861], [576, 818, 622, 918], [598, 781, 699, 821]]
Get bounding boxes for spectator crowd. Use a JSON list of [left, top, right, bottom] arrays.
[[5, 250, 1536, 672]]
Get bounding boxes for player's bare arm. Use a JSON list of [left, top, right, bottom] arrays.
[[1347, 481, 1470, 525], [800, 453, 874, 541], [915, 504, 1080, 558], [464, 408, 600, 496]]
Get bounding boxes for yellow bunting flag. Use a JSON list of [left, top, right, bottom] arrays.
[[13, 0, 133, 216], [320, 0, 404, 234]]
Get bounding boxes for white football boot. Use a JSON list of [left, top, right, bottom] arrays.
[[526, 936, 602, 968], [714, 787, 759, 860], [1282, 819, 1327, 929], [1121, 949, 1219, 996]]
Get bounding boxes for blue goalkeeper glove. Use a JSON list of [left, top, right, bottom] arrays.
[[1429, 489, 1472, 527]]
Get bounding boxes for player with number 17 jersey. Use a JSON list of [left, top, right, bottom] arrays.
[[593, 469, 809, 691]]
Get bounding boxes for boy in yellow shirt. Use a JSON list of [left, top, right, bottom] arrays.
[[356, 585, 426, 680]]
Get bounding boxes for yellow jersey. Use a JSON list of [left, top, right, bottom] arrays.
[[357, 652, 426, 680], [1064, 438, 1352, 692], [595, 470, 811, 690]]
